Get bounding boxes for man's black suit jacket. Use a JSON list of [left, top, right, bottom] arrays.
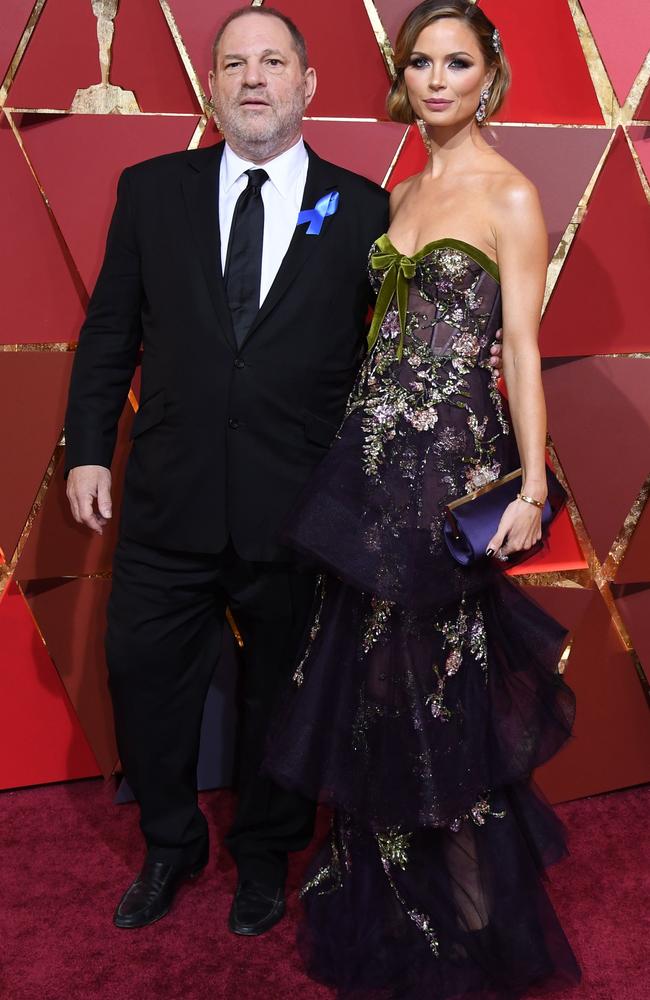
[[65, 141, 389, 560]]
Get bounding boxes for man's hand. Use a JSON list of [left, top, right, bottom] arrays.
[[66, 465, 112, 535], [489, 328, 504, 374]]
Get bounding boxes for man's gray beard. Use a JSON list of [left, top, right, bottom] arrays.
[[216, 96, 305, 161]]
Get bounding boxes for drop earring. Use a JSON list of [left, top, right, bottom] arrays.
[[475, 87, 490, 124], [416, 118, 432, 153]]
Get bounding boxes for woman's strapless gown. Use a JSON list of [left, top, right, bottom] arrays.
[[266, 235, 581, 998]]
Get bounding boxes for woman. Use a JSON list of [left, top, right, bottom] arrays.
[[267, 2, 581, 996]]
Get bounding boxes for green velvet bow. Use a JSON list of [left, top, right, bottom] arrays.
[[367, 234, 416, 361]]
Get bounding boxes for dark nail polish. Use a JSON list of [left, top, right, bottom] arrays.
[[486, 548, 494, 557]]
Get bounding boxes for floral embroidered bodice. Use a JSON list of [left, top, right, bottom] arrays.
[[347, 234, 511, 495]]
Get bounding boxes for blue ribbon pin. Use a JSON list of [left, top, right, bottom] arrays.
[[297, 191, 339, 235]]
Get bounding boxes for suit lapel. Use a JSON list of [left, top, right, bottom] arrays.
[[181, 142, 237, 351], [241, 145, 341, 345]]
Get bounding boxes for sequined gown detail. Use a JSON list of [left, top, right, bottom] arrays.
[[266, 236, 580, 999]]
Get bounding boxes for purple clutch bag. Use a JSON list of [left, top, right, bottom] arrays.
[[443, 467, 567, 567]]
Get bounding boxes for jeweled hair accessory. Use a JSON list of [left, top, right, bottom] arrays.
[[492, 28, 501, 54]]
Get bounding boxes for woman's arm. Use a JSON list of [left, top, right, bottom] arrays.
[[487, 175, 549, 558]]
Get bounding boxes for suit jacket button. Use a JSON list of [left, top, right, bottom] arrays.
[[228, 418, 239, 430], [234, 358, 245, 369]]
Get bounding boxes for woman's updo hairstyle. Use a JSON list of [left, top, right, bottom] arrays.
[[387, 0, 511, 127]]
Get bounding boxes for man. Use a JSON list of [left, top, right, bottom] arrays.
[[65, 7, 501, 936]]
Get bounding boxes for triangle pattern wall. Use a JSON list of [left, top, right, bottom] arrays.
[[0, 0, 648, 800]]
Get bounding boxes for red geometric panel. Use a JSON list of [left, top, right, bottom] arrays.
[[615, 584, 650, 684], [543, 358, 650, 563], [386, 124, 427, 190], [616, 501, 650, 584], [634, 80, 650, 122], [266, 1, 390, 119], [628, 125, 650, 187], [0, 118, 85, 344], [6, 0, 198, 113], [24, 578, 117, 777], [0, 0, 35, 86], [581, 0, 650, 105], [374, 0, 603, 124], [507, 506, 587, 578], [15, 402, 134, 580], [163, 0, 249, 97], [0, 580, 100, 791], [517, 584, 593, 638], [535, 592, 650, 803], [17, 113, 200, 295], [486, 126, 612, 258], [0, 352, 73, 562], [372, 0, 417, 47], [302, 121, 407, 186], [541, 130, 650, 356]]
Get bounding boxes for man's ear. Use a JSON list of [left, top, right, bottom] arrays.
[[304, 67, 318, 108]]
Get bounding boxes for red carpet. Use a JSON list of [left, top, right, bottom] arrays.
[[0, 781, 648, 1000]]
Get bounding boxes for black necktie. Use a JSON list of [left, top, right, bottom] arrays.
[[224, 168, 269, 348]]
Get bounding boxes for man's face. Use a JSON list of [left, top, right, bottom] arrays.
[[209, 13, 317, 162]]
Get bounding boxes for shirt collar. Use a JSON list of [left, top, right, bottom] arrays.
[[221, 138, 308, 200]]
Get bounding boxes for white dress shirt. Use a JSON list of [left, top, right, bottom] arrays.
[[219, 139, 309, 307]]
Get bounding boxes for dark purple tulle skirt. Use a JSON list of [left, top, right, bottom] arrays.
[[297, 783, 579, 1000], [268, 576, 575, 830], [266, 572, 581, 998]]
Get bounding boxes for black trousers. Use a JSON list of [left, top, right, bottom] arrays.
[[106, 535, 318, 888]]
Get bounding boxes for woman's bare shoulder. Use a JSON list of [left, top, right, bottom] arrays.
[[482, 155, 546, 260], [483, 152, 541, 214], [389, 174, 418, 213]]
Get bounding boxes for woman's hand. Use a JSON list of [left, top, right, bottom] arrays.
[[486, 497, 543, 560]]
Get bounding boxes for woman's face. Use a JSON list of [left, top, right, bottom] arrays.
[[403, 18, 494, 128]]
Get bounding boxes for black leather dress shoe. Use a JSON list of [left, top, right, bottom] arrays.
[[114, 851, 207, 930], [228, 881, 286, 936]]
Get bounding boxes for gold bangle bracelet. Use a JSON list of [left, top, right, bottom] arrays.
[[517, 492, 545, 510]]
